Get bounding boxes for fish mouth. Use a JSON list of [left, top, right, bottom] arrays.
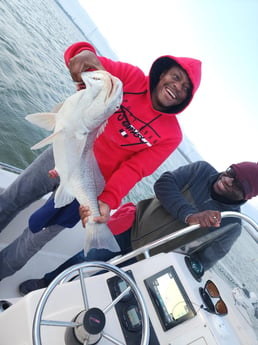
[[81, 70, 121, 104], [104, 75, 117, 102]]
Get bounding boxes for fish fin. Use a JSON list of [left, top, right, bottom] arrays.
[[84, 222, 120, 255], [54, 184, 75, 208], [26, 112, 57, 131], [30, 130, 63, 150]]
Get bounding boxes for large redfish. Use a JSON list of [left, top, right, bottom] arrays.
[[26, 70, 123, 254]]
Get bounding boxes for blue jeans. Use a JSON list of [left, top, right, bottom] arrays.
[[44, 229, 134, 284]]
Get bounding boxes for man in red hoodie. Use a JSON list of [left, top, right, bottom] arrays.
[[0, 41, 201, 232], [64, 42, 202, 222], [0, 42, 201, 281]]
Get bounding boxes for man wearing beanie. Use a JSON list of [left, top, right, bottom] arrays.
[[15, 160, 258, 295], [131, 160, 258, 266]]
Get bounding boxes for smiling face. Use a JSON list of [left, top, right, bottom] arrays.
[[151, 66, 191, 112], [213, 167, 245, 201]]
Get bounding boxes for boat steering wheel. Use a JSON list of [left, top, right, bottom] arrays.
[[32, 261, 150, 345]]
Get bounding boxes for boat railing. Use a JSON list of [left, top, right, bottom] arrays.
[[112, 211, 258, 260], [0, 161, 23, 174], [61, 211, 258, 283]]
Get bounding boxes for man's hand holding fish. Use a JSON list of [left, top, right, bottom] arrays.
[[68, 50, 105, 90], [79, 202, 110, 228]]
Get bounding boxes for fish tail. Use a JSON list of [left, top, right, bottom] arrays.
[[84, 222, 121, 255]]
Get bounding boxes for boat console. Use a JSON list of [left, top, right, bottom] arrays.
[[0, 165, 258, 344], [0, 210, 258, 345]]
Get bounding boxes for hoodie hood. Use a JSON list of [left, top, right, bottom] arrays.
[[149, 55, 202, 114]]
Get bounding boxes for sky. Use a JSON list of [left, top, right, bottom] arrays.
[[79, 0, 258, 167], [79, 0, 258, 208]]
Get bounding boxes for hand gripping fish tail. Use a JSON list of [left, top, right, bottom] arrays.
[[25, 70, 123, 254]]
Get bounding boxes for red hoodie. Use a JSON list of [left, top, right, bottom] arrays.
[[64, 42, 202, 210]]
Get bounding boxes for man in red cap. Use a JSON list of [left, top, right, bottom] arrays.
[[15, 160, 258, 294]]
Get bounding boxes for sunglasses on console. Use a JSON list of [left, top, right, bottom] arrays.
[[199, 280, 228, 315]]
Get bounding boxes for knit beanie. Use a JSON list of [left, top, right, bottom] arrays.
[[231, 162, 258, 200], [108, 202, 136, 235]]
